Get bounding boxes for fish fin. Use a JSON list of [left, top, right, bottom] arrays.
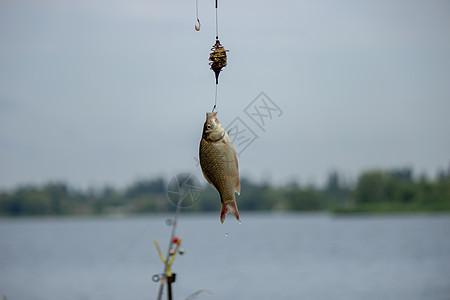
[[233, 151, 240, 195], [235, 177, 241, 195], [220, 202, 240, 223], [222, 133, 237, 152]]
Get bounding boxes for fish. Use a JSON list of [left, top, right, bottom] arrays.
[[199, 112, 241, 223]]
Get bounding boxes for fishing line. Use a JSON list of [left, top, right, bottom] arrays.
[[215, 0, 219, 38], [212, 84, 218, 112]]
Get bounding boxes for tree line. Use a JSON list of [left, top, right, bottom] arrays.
[[1, 166, 450, 216]]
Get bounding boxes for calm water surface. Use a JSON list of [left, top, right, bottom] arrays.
[[1, 213, 449, 300]]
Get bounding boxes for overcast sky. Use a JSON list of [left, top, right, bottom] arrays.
[[1, 0, 449, 190]]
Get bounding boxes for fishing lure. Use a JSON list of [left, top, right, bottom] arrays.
[[209, 39, 228, 85]]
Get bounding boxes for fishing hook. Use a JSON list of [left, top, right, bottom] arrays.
[[195, 18, 201, 31]]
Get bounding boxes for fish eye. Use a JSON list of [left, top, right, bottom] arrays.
[[206, 124, 212, 130]]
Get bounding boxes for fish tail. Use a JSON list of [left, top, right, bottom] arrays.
[[220, 201, 240, 223]]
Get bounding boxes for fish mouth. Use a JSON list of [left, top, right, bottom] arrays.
[[206, 112, 218, 120]]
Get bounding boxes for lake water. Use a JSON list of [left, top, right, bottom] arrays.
[[1, 213, 449, 300]]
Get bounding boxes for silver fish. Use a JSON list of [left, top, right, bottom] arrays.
[[199, 112, 241, 223]]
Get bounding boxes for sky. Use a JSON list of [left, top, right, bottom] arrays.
[[1, 0, 449, 190]]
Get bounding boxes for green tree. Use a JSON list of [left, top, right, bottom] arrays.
[[355, 171, 386, 204]]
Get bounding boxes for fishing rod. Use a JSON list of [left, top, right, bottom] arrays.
[[154, 193, 184, 300]]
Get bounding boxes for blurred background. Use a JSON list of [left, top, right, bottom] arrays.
[[1, 0, 450, 299]]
